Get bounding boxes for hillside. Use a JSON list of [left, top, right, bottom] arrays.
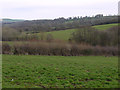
[[93, 23, 118, 30], [2, 18, 25, 23], [35, 23, 118, 41], [2, 15, 118, 32]]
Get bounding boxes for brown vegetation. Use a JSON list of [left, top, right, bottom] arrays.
[[71, 26, 118, 46], [2, 42, 118, 56]]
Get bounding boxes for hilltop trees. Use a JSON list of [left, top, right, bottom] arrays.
[[2, 15, 119, 47], [2, 14, 119, 56], [2, 15, 118, 33]]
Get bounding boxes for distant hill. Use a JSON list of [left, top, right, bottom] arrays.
[[2, 18, 25, 23], [2, 15, 118, 32], [34, 23, 118, 41], [2, 15, 118, 34]]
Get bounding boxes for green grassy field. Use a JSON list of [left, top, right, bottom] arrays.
[[37, 29, 76, 41], [2, 23, 118, 46], [36, 23, 118, 41], [2, 55, 118, 88], [2, 23, 118, 44], [93, 23, 118, 30]]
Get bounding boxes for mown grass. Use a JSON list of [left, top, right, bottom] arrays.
[[2, 55, 118, 88]]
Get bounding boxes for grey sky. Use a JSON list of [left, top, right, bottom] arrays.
[[0, 0, 119, 20]]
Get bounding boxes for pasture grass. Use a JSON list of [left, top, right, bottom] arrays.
[[2, 55, 118, 88], [37, 29, 76, 41], [93, 23, 118, 30], [2, 23, 118, 43], [36, 23, 118, 41]]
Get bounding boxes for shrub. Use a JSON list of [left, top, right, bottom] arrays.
[[2, 42, 118, 56], [2, 43, 12, 54], [71, 26, 118, 46]]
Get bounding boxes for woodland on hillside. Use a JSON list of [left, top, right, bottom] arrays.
[[1, 15, 119, 56]]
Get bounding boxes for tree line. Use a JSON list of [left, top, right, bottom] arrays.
[[2, 15, 118, 33], [70, 26, 118, 46]]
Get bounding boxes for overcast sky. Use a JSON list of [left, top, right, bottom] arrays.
[[0, 0, 119, 20]]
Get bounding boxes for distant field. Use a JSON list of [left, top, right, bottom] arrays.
[[36, 23, 118, 41], [3, 55, 118, 88], [93, 23, 118, 30], [37, 29, 76, 41], [2, 23, 118, 44]]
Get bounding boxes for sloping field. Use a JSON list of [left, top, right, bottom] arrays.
[[36, 23, 118, 41], [45, 29, 76, 41], [2, 23, 118, 44], [93, 23, 118, 30]]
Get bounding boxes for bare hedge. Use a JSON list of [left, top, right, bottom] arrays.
[[2, 42, 118, 56]]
